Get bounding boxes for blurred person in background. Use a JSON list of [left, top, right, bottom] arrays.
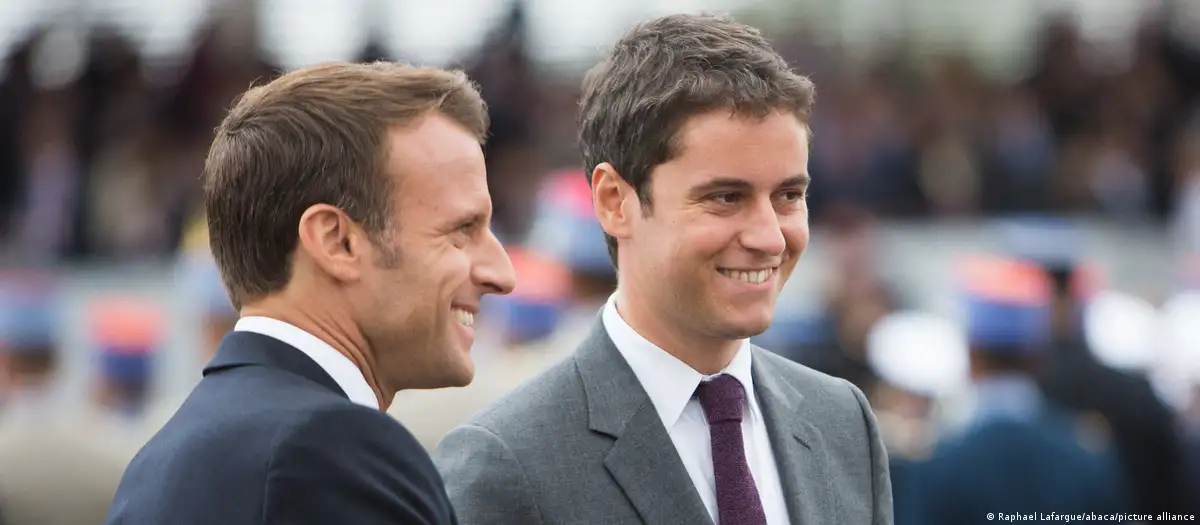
[[791, 204, 899, 393], [1161, 285, 1200, 510], [913, 256, 1130, 524], [85, 297, 178, 454], [89, 300, 162, 423], [107, 62, 516, 525], [1185, 379, 1200, 509], [465, 2, 546, 242], [864, 311, 971, 525], [10, 88, 82, 263], [0, 271, 128, 525], [522, 168, 619, 352], [1012, 222, 1192, 515], [436, 14, 892, 525]]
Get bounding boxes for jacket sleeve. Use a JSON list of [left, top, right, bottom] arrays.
[[264, 406, 457, 525], [848, 380, 896, 525], [433, 423, 542, 525]]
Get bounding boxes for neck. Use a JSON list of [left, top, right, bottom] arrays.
[[615, 290, 742, 375], [241, 295, 391, 410]]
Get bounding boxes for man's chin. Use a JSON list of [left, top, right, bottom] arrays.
[[715, 306, 774, 338], [444, 359, 475, 388], [405, 361, 474, 390], [710, 317, 773, 341]]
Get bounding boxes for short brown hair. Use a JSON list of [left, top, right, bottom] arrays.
[[578, 13, 816, 268], [204, 62, 488, 310]]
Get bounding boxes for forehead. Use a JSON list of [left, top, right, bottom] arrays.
[[386, 113, 489, 215], [657, 109, 809, 188]]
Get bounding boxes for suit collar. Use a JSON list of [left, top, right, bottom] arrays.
[[574, 317, 713, 525], [600, 294, 759, 429], [751, 346, 819, 449], [576, 316, 832, 525], [204, 331, 348, 400], [233, 316, 378, 409]]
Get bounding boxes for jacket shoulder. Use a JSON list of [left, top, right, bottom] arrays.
[[464, 356, 586, 438], [753, 345, 863, 397]]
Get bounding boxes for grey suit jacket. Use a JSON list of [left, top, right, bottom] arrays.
[[434, 319, 893, 525]]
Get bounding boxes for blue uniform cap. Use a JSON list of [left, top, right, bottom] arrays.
[[962, 296, 1051, 351], [486, 295, 568, 344], [957, 256, 1052, 353], [486, 248, 572, 344], [100, 348, 153, 386], [0, 271, 59, 353], [527, 170, 613, 278], [90, 297, 164, 386]]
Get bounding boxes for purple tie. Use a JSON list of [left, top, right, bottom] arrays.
[[695, 374, 767, 525]]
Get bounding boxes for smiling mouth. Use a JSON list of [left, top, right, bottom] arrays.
[[717, 267, 778, 285], [452, 307, 475, 327]]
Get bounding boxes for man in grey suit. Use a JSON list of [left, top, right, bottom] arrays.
[[435, 13, 893, 525]]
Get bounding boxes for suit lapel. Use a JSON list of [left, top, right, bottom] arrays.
[[575, 319, 713, 525], [752, 347, 826, 525], [603, 405, 713, 525]]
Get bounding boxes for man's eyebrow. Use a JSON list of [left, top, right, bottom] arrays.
[[687, 175, 811, 198], [687, 178, 755, 197], [777, 174, 811, 189]]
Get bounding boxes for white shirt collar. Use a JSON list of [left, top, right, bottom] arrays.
[[234, 316, 380, 410], [601, 293, 758, 428]]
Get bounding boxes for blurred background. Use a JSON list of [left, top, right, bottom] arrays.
[[2, 0, 1200, 523]]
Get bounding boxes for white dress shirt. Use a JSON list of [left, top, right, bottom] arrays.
[[602, 295, 790, 525], [235, 316, 380, 410]]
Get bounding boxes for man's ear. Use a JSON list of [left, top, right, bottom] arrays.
[[295, 204, 366, 283], [592, 162, 637, 243]]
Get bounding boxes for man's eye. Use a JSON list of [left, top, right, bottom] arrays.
[[779, 190, 806, 202], [711, 193, 741, 204]]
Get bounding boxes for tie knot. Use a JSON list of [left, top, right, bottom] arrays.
[[695, 374, 746, 424]]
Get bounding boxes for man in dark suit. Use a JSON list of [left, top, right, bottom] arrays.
[[106, 62, 516, 525], [1004, 219, 1191, 514], [436, 14, 893, 525], [913, 256, 1130, 525]]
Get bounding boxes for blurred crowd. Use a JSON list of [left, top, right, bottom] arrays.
[[3, 4, 1200, 260], [2, 1, 1200, 524]]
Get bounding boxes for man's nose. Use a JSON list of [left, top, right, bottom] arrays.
[[473, 230, 517, 295], [739, 201, 787, 256]]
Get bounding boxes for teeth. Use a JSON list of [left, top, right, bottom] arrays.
[[452, 308, 475, 327], [720, 269, 772, 284]]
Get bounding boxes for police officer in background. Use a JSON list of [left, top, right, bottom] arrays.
[[0, 272, 128, 525], [1005, 221, 1191, 515], [85, 297, 176, 455], [864, 311, 971, 525], [1162, 289, 1200, 510], [913, 256, 1130, 525], [521, 168, 619, 353]]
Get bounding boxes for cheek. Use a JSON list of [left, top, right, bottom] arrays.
[[677, 217, 739, 254], [782, 219, 810, 254]]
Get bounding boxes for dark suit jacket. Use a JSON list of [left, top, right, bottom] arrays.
[[106, 331, 457, 525], [1037, 340, 1189, 514], [913, 410, 1131, 525]]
